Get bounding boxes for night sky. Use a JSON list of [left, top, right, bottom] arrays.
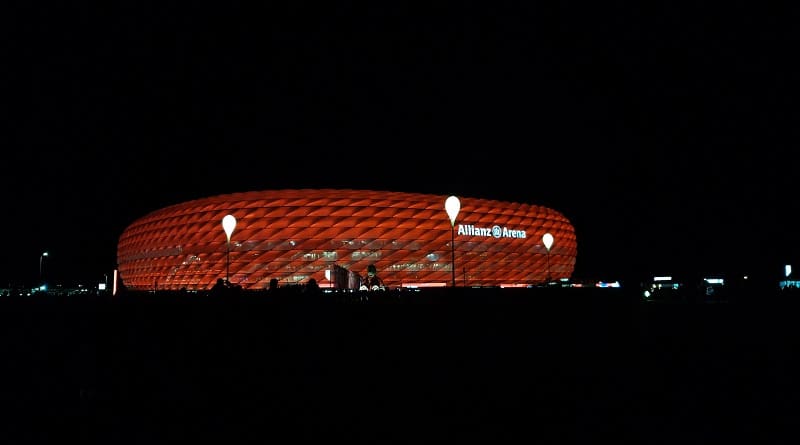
[[4, 3, 799, 287]]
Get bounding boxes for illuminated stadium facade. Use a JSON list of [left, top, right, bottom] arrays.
[[117, 189, 578, 291]]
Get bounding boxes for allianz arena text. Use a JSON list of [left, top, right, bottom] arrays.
[[117, 189, 577, 291]]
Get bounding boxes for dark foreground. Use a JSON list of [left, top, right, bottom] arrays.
[[2, 287, 799, 443]]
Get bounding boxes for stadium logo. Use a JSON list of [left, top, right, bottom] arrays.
[[457, 224, 527, 239]]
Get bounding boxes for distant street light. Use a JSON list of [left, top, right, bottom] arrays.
[[39, 251, 49, 286], [542, 233, 554, 284], [222, 215, 237, 284], [445, 196, 461, 288]]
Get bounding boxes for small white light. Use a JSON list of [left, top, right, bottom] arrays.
[[445, 196, 461, 226], [542, 233, 554, 251], [222, 214, 237, 242]]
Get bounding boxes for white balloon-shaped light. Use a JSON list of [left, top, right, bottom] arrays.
[[445, 195, 461, 227], [542, 233, 554, 251], [222, 214, 237, 242]]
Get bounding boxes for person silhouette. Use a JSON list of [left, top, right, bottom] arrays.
[[359, 264, 386, 291], [211, 278, 228, 296], [305, 277, 321, 294]]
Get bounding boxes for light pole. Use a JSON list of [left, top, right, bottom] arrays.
[[222, 214, 237, 284], [445, 196, 461, 288], [542, 233, 553, 284], [39, 251, 49, 286]]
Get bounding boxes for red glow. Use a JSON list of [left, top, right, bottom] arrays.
[[117, 189, 578, 290]]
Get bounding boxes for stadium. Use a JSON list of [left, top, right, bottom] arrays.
[[117, 189, 577, 291]]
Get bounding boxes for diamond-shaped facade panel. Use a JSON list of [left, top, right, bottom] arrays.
[[117, 189, 578, 290]]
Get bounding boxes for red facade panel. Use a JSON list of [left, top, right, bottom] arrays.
[[117, 189, 578, 290]]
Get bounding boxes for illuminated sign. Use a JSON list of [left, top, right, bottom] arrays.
[[457, 224, 527, 239]]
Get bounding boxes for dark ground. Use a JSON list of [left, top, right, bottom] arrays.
[[2, 287, 799, 443]]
